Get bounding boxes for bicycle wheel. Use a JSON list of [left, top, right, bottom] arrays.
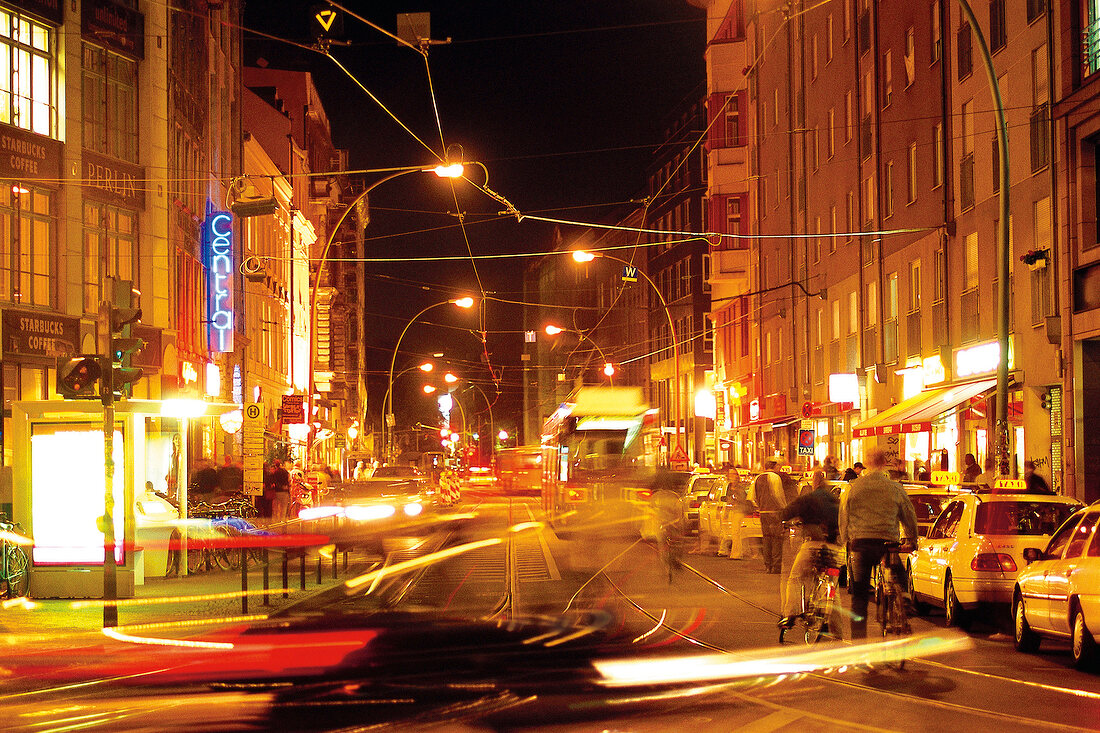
[[881, 590, 909, 670], [2, 544, 29, 598], [211, 525, 240, 571]]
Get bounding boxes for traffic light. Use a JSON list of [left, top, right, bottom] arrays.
[[107, 280, 145, 400], [56, 355, 102, 399], [1040, 390, 1053, 410]]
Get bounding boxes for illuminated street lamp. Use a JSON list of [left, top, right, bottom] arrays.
[[423, 384, 437, 394], [386, 298, 475, 459], [572, 249, 681, 453], [302, 163, 465, 469], [544, 323, 614, 385]]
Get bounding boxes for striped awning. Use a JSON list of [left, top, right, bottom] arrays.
[[853, 378, 996, 438]]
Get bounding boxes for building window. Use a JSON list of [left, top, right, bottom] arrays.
[[0, 9, 57, 138], [884, 161, 894, 218], [965, 232, 979, 291], [931, 0, 943, 63], [812, 34, 819, 79], [0, 184, 54, 307], [848, 290, 858, 333], [883, 50, 893, 107], [1027, 0, 1046, 24], [933, 122, 945, 188], [703, 253, 711, 290], [726, 195, 741, 234], [845, 90, 853, 143], [989, 0, 1007, 53], [82, 43, 139, 163], [1086, 1, 1100, 76], [812, 127, 820, 171], [934, 247, 946, 301], [83, 203, 138, 314], [862, 173, 875, 223], [845, 190, 855, 241], [844, 0, 852, 41], [958, 20, 973, 80], [830, 204, 838, 252], [1031, 48, 1050, 173], [885, 272, 898, 362], [910, 260, 922, 311], [907, 142, 918, 203], [904, 28, 916, 86], [1032, 197, 1052, 323], [827, 107, 836, 158], [827, 15, 834, 62], [866, 281, 878, 326]]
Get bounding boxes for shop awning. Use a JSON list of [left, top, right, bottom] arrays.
[[853, 378, 996, 438]]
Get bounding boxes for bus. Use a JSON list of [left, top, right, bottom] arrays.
[[540, 386, 661, 538], [494, 446, 543, 496]]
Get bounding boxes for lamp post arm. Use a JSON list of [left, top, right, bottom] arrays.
[[386, 301, 447, 461], [592, 252, 681, 453], [308, 166, 424, 470]]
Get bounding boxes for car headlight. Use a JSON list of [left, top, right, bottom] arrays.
[[345, 504, 397, 521], [403, 502, 423, 517]]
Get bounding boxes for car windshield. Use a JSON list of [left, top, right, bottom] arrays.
[[371, 466, 422, 478], [974, 501, 1080, 536], [908, 494, 949, 524]]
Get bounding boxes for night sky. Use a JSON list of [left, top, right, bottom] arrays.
[[242, 1, 705, 441]]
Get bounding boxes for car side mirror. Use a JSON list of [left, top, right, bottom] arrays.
[[1022, 547, 1044, 564]]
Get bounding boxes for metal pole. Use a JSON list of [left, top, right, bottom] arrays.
[[957, 0, 1011, 476], [101, 347, 118, 629]]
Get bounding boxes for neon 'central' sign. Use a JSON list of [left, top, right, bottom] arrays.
[[204, 211, 234, 352]]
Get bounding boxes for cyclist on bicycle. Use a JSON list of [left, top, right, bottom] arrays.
[[777, 469, 842, 630], [839, 446, 919, 640], [649, 469, 687, 574]]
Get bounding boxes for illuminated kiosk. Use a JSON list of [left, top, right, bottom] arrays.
[[11, 398, 240, 599]]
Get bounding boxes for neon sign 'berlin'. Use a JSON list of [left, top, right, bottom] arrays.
[[205, 211, 234, 352]]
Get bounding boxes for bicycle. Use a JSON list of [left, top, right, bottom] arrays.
[[779, 543, 844, 644], [651, 488, 686, 584], [875, 540, 913, 668], [0, 516, 30, 599]]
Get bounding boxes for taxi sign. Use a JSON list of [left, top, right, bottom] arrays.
[[779, 464, 792, 473], [931, 470, 960, 485], [994, 478, 1026, 492]]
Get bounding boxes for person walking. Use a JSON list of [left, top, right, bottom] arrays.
[[1024, 460, 1053, 495], [839, 446, 919, 640], [270, 459, 292, 522], [753, 459, 788, 574], [777, 468, 841, 629], [823, 455, 841, 481], [962, 453, 981, 483], [720, 472, 752, 559]]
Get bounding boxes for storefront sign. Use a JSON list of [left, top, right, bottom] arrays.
[[203, 211, 235, 353], [0, 126, 62, 181], [22, 0, 64, 25], [828, 373, 859, 404], [922, 355, 946, 386], [955, 340, 1015, 379], [180, 361, 199, 385], [1, 309, 79, 361], [749, 398, 760, 421], [82, 0, 145, 58], [82, 150, 145, 208], [281, 394, 306, 424]]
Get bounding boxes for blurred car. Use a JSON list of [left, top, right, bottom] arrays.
[[1013, 501, 1100, 668], [134, 491, 181, 579], [908, 492, 1083, 628], [698, 479, 761, 557], [370, 464, 426, 479], [684, 473, 726, 534]]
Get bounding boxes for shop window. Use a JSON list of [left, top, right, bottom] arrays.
[[0, 9, 57, 137]]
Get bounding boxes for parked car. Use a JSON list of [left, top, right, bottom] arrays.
[[1013, 501, 1100, 668], [699, 477, 762, 558], [902, 483, 962, 537], [908, 493, 1083, 628], [684, 473, 727, 534]]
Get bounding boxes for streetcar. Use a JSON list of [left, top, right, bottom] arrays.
[[494, 445, 543, 496], [540, 386, 661, 539]]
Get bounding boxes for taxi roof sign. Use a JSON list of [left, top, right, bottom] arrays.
[[931, 470, 961, 485]]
